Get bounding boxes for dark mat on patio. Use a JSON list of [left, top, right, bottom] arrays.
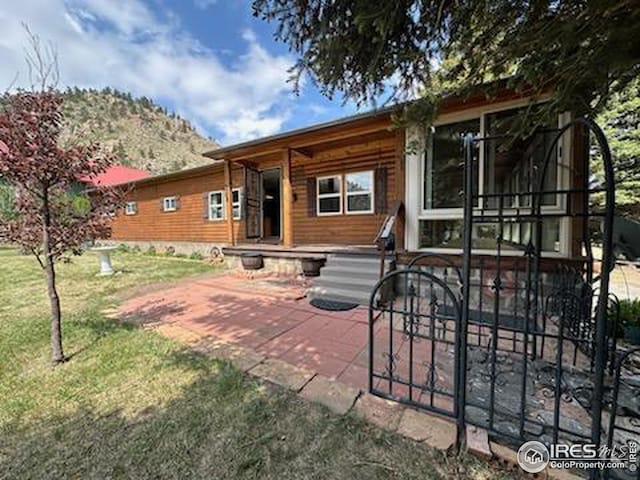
[[310, 298, 359, 311]]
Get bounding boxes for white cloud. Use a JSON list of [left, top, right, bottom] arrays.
[[0, 0, 295, 144], [194, 0, 218, 10]]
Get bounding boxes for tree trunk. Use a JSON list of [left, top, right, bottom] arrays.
[[42, 189, 65, 364]]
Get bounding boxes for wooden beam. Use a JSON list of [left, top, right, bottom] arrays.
[[224, 160, 235, 246], [394, 128, 406, 251], [220, 118, 392, 161], [290, 148, 312, 160], [282, 149, 294, 248]]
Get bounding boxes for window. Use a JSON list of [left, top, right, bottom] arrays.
[[163, 196, 177, 212], [345, 171, 374, 214], [418, 218, 561, 252], [483, 108, 559, 209], [232, 189, 242, 220], [411, 102, 568, 254], [208, 191, 224, 220], [125, 201, 137, 215], [317, 175, 342, 215], [424, 119, 480, 210]]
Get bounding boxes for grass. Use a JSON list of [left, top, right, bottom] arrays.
[[0, 248, 519, 479]]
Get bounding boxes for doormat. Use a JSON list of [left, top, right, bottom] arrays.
[[310, 298, 359, 311]]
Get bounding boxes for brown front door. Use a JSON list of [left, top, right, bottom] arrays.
[[244, 165, 261, 239], [261, 168, 281, 240]]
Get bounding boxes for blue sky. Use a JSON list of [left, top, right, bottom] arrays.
[[0, 0, 362, 145]]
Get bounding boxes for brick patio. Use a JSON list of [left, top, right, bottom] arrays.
[[118, 271, 380, 391], [115, 269, 594, 476]]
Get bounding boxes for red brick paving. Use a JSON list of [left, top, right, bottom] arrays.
[[117, 272, 456, 395], [118, 272, 380, 391]]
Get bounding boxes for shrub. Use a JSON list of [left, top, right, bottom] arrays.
[[146, 246, 156, 256], [116, 243, 130, 253], [131, 245, 141, 253], [620, 299, 640, 328], [189, 251, 204, 261], [164, 246, 176, 257]]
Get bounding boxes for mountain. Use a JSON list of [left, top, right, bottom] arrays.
[[61, 87, 220, 175]]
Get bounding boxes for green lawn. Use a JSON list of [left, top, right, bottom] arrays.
[[0, 248, 516, 479]]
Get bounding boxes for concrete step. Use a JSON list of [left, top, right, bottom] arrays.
[[328, 253, 393, 264], [327, 258, 393, 272], [313, 275, 381, 291], [308, 285, 376, 305], [312, 278, 378, 296], [319, 264, 384, 280], [309, 253, 394, 306]]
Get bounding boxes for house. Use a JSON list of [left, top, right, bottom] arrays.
[[107, 85, 625, 458], [109, 85, 587, 303]]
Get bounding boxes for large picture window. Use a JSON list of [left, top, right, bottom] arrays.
[[345, 171, 374, 214], [424, 119, 480, 210], [483, 108, 559, 210], [413, 103, 567, 254], [317, 175, 342, 215]]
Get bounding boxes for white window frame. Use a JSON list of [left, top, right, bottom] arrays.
[[406, 96, 572, 256], [125, 201, 137, 215], [317, 175, 342, 216], [232, 188, 242, 220], [163, 196, 177, 212], [345, 170, 375, 215], [208, 191, 225, 221]]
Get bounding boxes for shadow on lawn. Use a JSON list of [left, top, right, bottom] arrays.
[[0, 349, 492, 480], [63, 314, 138, 361], [117, 300, 191, 327]]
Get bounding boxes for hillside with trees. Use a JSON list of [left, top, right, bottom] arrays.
[[61, 88, 219, 175]]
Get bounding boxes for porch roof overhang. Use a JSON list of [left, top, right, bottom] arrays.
[[203, 106, 398, 162]]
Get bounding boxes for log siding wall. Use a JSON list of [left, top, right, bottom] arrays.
[[290, 137, 396, 245], [110, 132, 397, 247], [111, 164, 247, 244]]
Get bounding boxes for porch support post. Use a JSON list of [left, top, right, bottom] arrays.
[[394, 128, 406, 250], [282, 148, 294, 248], [224, 160, 235, 246]]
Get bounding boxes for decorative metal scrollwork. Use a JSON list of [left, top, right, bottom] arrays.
[[382, 352, 399, 379], [422, 361, 437, 390]]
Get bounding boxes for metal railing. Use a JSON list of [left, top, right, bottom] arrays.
[[373, 200, 404, 281]]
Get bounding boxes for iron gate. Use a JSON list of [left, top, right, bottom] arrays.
[[369, 269, 462, 423], [368, 117, 639, 477]]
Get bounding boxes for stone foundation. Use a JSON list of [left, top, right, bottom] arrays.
[[101, 240, 310, 275], [99, 240, 223, 257], [224, 254, 306, 276]]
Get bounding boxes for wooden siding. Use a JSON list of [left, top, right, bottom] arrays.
[[290, 135, 396, 245], [111, 164, 247, 244], [110, 132, 398, 247]]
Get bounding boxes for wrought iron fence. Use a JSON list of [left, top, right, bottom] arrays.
[[368, 117, 637, 478]]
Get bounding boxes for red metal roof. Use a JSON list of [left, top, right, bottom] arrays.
[[81, 165, 150, 187]]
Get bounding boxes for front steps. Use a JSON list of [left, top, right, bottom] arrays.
[[308, 253, 394, 305]]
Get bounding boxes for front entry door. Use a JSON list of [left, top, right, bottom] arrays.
[[261, 168, 282, 241], [244, 165, 261, 239]]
